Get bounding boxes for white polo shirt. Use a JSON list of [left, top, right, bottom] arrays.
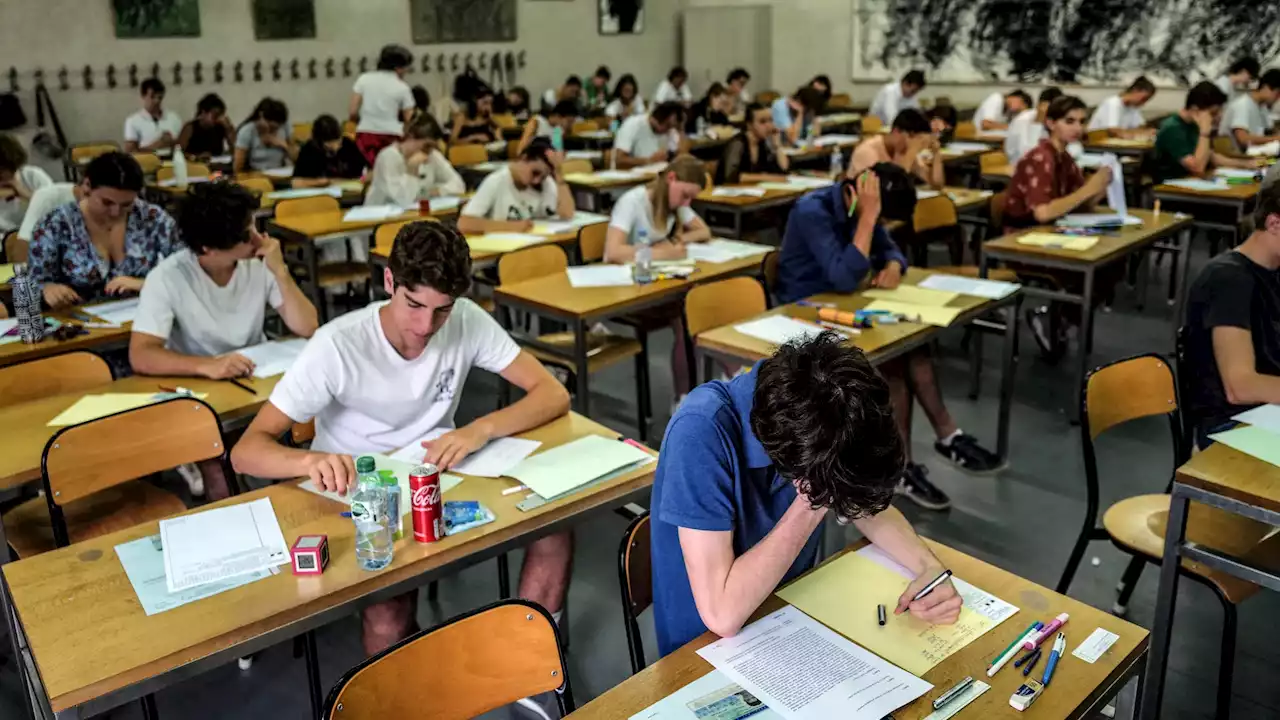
[[869, 81, 921, 125], [1088, 95, 1146, 132], [1004, 109, 1044, 164], [1223, 93, 1271, 147], [124, 108, 183, 148], [654, 80, 692, 104], [353, 71, 415, 136]]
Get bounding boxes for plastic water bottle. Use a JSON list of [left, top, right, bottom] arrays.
[[12, 263, 43, 344], [172, 146, 188, 186], [351, 455, 393, 570], [829, 148, 844, 179], [550, 126, 564, 152], [382, 470, 403, 541], [633, 228, 653, 284], [609, 118, 620, 134]]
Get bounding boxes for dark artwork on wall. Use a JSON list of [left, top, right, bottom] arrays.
[[865, 0, 1280, 85], [252, 0, 317, 40], [410, 0, 516, 44], [600, 0, 643, 35], [113, 0, 201, 38]]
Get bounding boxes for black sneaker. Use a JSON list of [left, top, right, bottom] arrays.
[[936, 433, 1004, 474], [896, 463, 951, 511]]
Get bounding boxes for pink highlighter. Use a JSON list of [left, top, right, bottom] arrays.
[[1023, 613, 1069, 651]]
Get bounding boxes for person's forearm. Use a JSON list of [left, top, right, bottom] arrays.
[[1213, 152, 1256, 169], [741, 172, 788, 183], [1190, 136, 1212, 174], [129, 342, 208, 377], [124, 141, 141, 153], [852, 505, 942, 576], [467, 377, 569, 441], [1223, 371, 1280, 406], [273, 268, 319, 338], [554, 181, 575, 218], [681, 223, 712, 243], [853, 214, 876, 256], [929, 156, 946, 189], [981, 119, 1007, 131], [292, 177, 331, 188], [775, 149, 790, 172], [231, 430, 319, 479], [284, 144, 299, 162], [614, 151, 647, 169], [1034, 181, 1106, 223]]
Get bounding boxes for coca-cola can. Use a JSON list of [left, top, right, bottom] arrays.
[[410, 464, 443, 543]]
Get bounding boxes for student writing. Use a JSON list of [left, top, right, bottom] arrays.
[[0, 133, 53, 235], [1087, 77, 1157, 139], [291, 114, 369, 189], [450, 85, 500, 145], [771, 86, 824, 146], [177, 93, 235, 159], [1151, 81, 1259, 184], [726, 68, 752, 115], [605, 74, 647, 120], [851, 108, 945, 188], [518, 101, 577, 153], [612, 102, 685, 169], [1005, 87, 1064, 164], [653, 66, 693, 105], [869, 70, 926, 126], [542, 75, 583, 113], [365, 113, 465, 206], [685, 83, 733, 135], [973, 89, 1030, 131], [458, 140, 574, 233], [234, 98, 298, 172], [583, 66, 611, 111], [1222, 68, 1280, 152]]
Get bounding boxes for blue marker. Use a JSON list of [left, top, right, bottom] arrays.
[[1041, 632, 1065, 686]]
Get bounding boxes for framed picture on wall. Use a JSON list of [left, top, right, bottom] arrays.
[[599, 0, 643, 35], [252, 0, 317, 40], [410, 0, 516, 44], [113, 0, 201, 38]]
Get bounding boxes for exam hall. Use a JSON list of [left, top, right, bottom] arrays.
[[1, 0, 1280, 719]]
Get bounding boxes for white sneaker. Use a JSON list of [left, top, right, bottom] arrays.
[[513, 694, 558, 719], [237, 656, 253, 671], [176, 463, 204, 497]]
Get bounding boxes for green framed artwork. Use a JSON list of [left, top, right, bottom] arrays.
[[252, 0, 317, 40], [113, 0, 201, 38]]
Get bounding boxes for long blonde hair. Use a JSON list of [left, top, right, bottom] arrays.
[[649, 154, 705, 236]]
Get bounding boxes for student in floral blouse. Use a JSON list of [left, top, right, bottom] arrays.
[[28, 152, 177, 309]]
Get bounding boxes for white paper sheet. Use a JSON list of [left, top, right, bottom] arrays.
[[209, 154, 233, 164], [1098, 153, 1127, 215], [1248, 140, 1280, 157], [116, 534, 278, 616], [566, 264, 634, 287], [733, 316, 825, 346], [261, 167, 294, 178], [426, 196, 463, 211], [685, 238, 774, 264], [469, 161, 506, 172], [813, 134, 860, 146], [565, 150, 602, 160], [157, 176, 211, 187], [633, 162, 670, 174], [576, 129, 613, 139], [506, 434, 652, 500], [1072, 627, 1121, 663], [1164, 178, 1230, 191], [160, 498, 290, 593], [343, 205, 405, 222], [942, 142, 992, 154], [451, 437, 543, 478], [1057, 213, 1143, 228], [629, 669, 782, 720], [697, 606, 931, 720], [265, 187, 343, 200], [591, 170, 643, 181], [1214, 168, 1261, 179], [84, 298, 141, 325], [1232, 404, 1280, 434], [918, 273, 1020, 300], [712, 187, 768, 198], [916, 189, 941, 199], [236, 338, 308, 378]]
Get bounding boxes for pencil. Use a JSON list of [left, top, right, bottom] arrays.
[[227, 378, 258, 396]]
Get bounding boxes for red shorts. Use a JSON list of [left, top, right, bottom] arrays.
[[355, 132, 399, 166]]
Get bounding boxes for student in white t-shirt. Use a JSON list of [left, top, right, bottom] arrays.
[[0, 134, 53, 234], [869, 70, 926, 126], [542, 75, 583, 112], [1215, 57, 1260, 104], [605, 74, 647, 120], [349, 44, 416, 166], [132, 182, 318, 498], [232, 221, 572, 655], [973, 90, 1031, 132], [1088, 77, 1157, 138], [458, 140, 574, 233], [365, 113, 465, 207], [613, 102, 685, 169], [1223, 69, 1280, 152], [17, 181, 76, 242], [518, 101, 577, 154], [654, 66, 693, 105], [1005, 87, 1062, 164], [123, 78, 183, 154]]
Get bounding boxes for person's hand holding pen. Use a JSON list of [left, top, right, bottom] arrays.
[[896, 566, 962, 624]]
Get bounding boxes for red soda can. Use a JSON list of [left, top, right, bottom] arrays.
[[410, 464, 443, 543]]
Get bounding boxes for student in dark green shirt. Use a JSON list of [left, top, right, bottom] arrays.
[[1153, 81, 1260, 183]]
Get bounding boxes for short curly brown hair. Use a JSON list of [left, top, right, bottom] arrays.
[[0, 134, 28, 174], [388, 221, 472, 297]]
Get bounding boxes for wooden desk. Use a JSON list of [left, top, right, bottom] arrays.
[[566, 168, 660, 211], [981, 209, 1194, 410], [493, 255, 769, 416], [1083, 137, 1155, 157], [692, 182, 814, 240], [570, 540, 1148, 720], [2, 412, 655, 719], [781, 138, 861, 168], [694, 268, 1021, 461], [369, 226, 597, 269], [953, 131, 1008, 147], [1151, 180, 1259, 246], [146, 181, 365, 214], [0, 310, 131, 369]]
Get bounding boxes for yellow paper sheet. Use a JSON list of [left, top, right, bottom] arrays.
[[47, 393, 208, 427], [777, 550, 996, 675], [467, 234, 543, 253], [1015, 233, 1100, 251], [861, 285, 959, 307], [0, 263, 13, 284], [863, 300, 963, 327]]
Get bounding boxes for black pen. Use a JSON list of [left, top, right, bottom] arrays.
[[1022, 649, 1043, 676], [911, 569, 953, 602], [228, 377, 258, 396]]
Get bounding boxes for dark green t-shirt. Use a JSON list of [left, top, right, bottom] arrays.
[[1152, 114, 1201, 183]]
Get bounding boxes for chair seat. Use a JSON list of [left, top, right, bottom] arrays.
[[522, 332, 642, 375], [1103, 494, 1280, 605], [928, 266, 1020, 283], [317, 261, 371, 289], [3, 481, 186, 559]]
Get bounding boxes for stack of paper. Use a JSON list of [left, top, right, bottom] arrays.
[[1057, 213, 1143, 228], [84, 298, 141, 325], [237, 338, 308, 378], [1164, 177, 1230, 191], [261, 167, 294, 178], [919, 273, 1020, 300], [390, 431, 542, 478], [685, 238, 773, 264], [116, 533, 279, 616], [344, 205, 410, 222], [1214, 168, 1261, 180], [425, 196, 463, 211], [159, 498, 291, 592], [733, 315, 827, 345], [506, 434, 652, 500], [916, 189, 941, 199], [468, 233, 544, 253], [531, 212, 608, 235], [565, 150, 602, 160], [566, 265, 634, 288], [862, 285, 958, 306], [1248, 140, 1280, 157], [1015, 232, 1101, 251], [711, 187, 768, 198], [1210, 405, 1280, 467], [265, 187, 343, 200]]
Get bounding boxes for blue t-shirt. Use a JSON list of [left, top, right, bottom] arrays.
[[770, 97, 810, 141], [650, 365, 821, 656]]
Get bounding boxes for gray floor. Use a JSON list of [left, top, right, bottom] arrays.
[[4, 239, 1280, 720]]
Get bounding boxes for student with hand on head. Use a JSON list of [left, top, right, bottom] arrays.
[[292, 115, 368, 189], [350, 44, 416, 166], [726, 68, 752, 114], [412, 85, 432, 117], [518, 101, 577, 153], [852, 108, 945, 188], [973, 90, 1031, 131], [0, 133, 53, 234], [650, 332, 962, 655], [685, 83, 733, 135], [366, 113, 464, 206], [1005, 86, 1063, 164], [654, 66, 693, 105], [542, 75, 583, 112], [458, 139, 573, 233], [771, 86, 825, 146], [123, 78, 182, 153], [450, 85, 500, 145], [778, 162, 1002, 509], [1216, 57, 1261, 102], [232, 221, 573, 656], [808, 74, 833, 105], [234, 98, 297, 172], [506, 86, 532, 122], [584, 66, 612, 111], [1088, 77, 1156, 138], [1152, 81, 1260, 184], [177, 93, 235, 160], [717, 102, 789, 184], [870, 70, 926, 126], [605, 74, 647, 120], [613, 101, 685, 169], [1223, 68, 1280, 152], [929, 104, 957, 138]]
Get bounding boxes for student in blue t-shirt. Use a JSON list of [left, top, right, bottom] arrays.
[[650, 333, 962, 656]]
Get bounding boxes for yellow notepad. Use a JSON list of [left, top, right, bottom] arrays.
[[863, 300, 963, 327], [861, 285, 959, 307], [48, 393, 208, 427], [777, 550, 998, 675], [1016, 233, 1100, 251], [467, 234, 543, 253], [0, 263, 13, 284]]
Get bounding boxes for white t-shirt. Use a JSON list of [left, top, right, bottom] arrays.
[[0, 166, 53, 232], [605, 98, 647, 119], [1223, 93, 1271, 147], [353, 71, 415, 136], [1004, 109, 1044, 164], [654, 80, 692, 104], [461, 166, 559, 221], [973, 92, 1007, 130], [124, 108, 183, 148], [365, 145, 465, 207], [132, 249, 283, 357], [531, 115, 554, 141], [609, 185, 699, 247], [615, 114, 676, 159], [868, 81, 921, 125], [17, 181, 75, 241], [1087, 95, 1146, 132], [269, 300, 521, 455]]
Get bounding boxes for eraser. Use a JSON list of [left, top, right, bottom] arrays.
[[1010, 679, 1044, 712]]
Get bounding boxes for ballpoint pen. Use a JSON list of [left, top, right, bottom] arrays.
[[1041, 632, 1066, 686]]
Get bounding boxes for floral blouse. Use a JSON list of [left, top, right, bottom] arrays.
[[28, 199, 178, 301]]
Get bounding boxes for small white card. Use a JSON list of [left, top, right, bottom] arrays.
[[1072, 627, 1120, 664]]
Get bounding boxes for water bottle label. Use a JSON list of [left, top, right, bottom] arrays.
[[351, 500, 382, 524]]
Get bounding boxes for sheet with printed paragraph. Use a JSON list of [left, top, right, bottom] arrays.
[[236, 338, 308, 378], [265, 187, 343, 200], [115, 533, 279, 616], [684, 238, 773, 264], [860, 285, 958, 307], [467, 233, 544, 253], [47, 392, 209, 427], [566, 264, 634, 288], [1014, 233, 1101, 252], [299, 448, 464, 506], [696, 605, 932, 720], [862, 300, 963, 327], [84, 297, 141, 325], [159, 498, 290, 593], [732, 316, 829, 346], [776, 545, 1017, 676], [629, 669, 781, 720], [917, 274, 1020, 300], [1072, 627, 1121, 663], [505, 434, 652, 500]]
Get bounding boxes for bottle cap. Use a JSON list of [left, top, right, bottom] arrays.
[[356, 455, 375, 473]]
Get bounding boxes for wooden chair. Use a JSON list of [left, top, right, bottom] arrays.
[[497, 245, 651, 440], [507, 139, 522, 159], [68, 141, 119, 167], [492, 113, 517, 130], [617, 512, 652, 674], [131, 153, 162, 175], [323, 599, 573, 719], [235, 177, 275, 196], [571, 121, 596, 136], [929, 189, 1019, 282], [560, 159, 593, 177], [3, 230, 25, 264], [0, 352, 112, 409], [829, 92, 852, 108], [292, 122, 314, 143], [955, 121, 977, 138], [684, 277, 768, 383], [276, 195, 340, 218], [156, 163, 211, 183], [290, 420, 316, 447], [979, 150, 1009, 176], [1060, 353, 1280, 719], [276, 195, 371, 309], [1086, 129, 1111, 144], [755, 91, 780, 106], [861, 115, 883, 134], [762, 251, 780, 304], [448, 144, 488, 167], [577, 222, 606, 264], [909, 195, 963, 267]]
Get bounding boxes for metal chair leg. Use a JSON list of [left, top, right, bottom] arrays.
[[139, 693, 160, 720], [303, 630, 323, 720], [1112, 555, 1147, 616], [497, 553, 511, 598], [1216, 595, 1237, 720], [1056, 523, 1095, 594]]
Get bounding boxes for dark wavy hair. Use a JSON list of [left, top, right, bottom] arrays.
[[84, 151, 144, 192], [176, 181, 259, 254], [751, 332, 904, 520], [388, 221, 472, 297]]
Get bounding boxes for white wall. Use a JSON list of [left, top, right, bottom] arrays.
[[0, 0, 682, 174]]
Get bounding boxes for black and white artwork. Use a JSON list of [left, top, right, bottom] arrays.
[[600, 0, 643, 35], [855, 0, 1280, 85], [410, 0, 516, 44], [252, 0, 316, 40], [113, 0, 201, 38]]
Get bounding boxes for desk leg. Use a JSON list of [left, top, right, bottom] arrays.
[[1, 575, 34, 720], [967, 317, 983, 401], [303, 630, 323, 719], [1075, 267, 1096, 420], [573, 321, 591, 416], [299, 240, 326, 323], [1138, 487, 1190, 720], [995, 295, 1020, 463], [1172, 228, 1193, 329], [732, 209, 744, 241]]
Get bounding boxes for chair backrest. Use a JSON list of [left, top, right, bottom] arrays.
[[156, 163, 211, 183], [989, 189, 1009, 231], [763, 251, 780, 295], [275, 195, 341, 219], [373, 218, 425, 256], [492, 113, 517, 129], [684, 277, 768, 337], [861, 115, 883, 134], [618, 512, 652, 674], [913, 195, 959, 233], [955, 121, 977, 138], [1084, 354, 1178, 441], [0, 352, 112, 408], [578, 223, 607, 263], [3, 230, 25, 264], [755, 91, 780, 106], [979, 150, 1009, 174], [292, 122, 314, 143], [323, 600, 571, 720], [236, 177, 275, 196], [1212, 135, 1233, 155], [560, 158, 593, 176], [291, 420, 316, 446], [448, 144, 488, 166], [571, 121, 597, 136], [131, 153, 162, 174], [829, 92, 852, 108], [1086, 129, 1110, 144], [498, 245, 567, 285], [507, 139, 522, 159], [343, 120, 357, 138], [69, 142, 119, 164]]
